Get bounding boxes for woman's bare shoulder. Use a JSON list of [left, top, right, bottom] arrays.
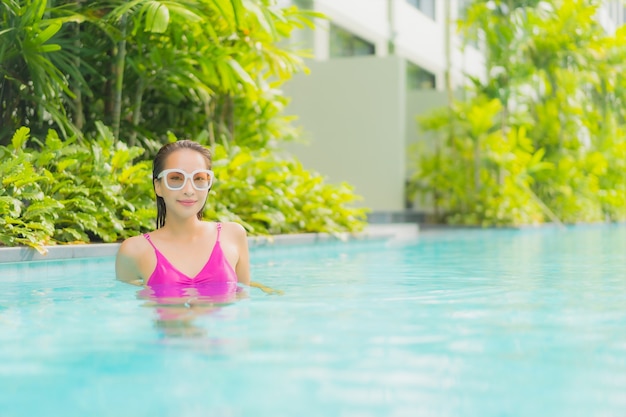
[[220, 221, 248, 237], [117, 234, 152, 259], [115, 234, 153, 285], [218, 222, 249, 249]]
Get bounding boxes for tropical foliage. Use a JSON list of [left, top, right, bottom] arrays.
[[0, 0, 368, 251], [409, 0, 626, 226], [1, 127, 367, 254], [1, 0, 314, 148], [0, 126, 154, 252], [207, 144, 366, 235]]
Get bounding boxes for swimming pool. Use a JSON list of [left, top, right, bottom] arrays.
[[1, 226, 625, 417]]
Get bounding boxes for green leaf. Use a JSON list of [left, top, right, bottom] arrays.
[[11, 127, 30, 150], [227, 59, 256, 86], [209, 0, 236, 30], [144, 1, 170, 33], [243, 0, 274, 36], [39, 44, 61, 53], [164, 2, 203, 22], [35, 21, 62, 44], [0, 196, 23, 217], [231, 0, 245, 30]]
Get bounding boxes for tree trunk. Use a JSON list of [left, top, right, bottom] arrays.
[[72, 1, 84, 130], [129, 77, 145, 147], [112, 13, 128, 141]]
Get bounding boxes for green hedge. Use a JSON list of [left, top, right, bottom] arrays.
[[0, 126, 368, 254]]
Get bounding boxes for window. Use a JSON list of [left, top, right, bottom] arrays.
[[406, 62, 436, 90], [406, 0, 436, 20], [329, 23, 376, 58]]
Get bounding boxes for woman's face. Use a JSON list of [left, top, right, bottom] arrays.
[[154, 148, 211, 218]]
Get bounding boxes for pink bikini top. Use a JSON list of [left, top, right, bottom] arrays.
[[140, 223, 239, 302]]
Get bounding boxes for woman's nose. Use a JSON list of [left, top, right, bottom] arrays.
[[182, 178, 195, 194]]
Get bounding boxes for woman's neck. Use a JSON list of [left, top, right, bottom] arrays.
[[160, 216, 207, 240]]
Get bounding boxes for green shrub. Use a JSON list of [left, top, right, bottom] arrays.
[[0, 127, 368, 252], [208, 145, 368, 235], [0, 126, 154, 253]]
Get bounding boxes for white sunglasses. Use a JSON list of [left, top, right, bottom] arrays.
[[157, 169, 214, 191]]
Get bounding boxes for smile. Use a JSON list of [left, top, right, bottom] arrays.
[[178, 200, 197, 206]]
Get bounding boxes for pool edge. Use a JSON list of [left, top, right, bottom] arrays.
[[0, 223, 419, 263]]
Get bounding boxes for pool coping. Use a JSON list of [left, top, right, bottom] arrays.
[[0, 223, 419, 263]]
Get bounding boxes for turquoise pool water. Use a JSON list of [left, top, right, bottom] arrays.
[[1, 226, 625, 417]]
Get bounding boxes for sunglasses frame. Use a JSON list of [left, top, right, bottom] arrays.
[[157, 169, 214, 191]]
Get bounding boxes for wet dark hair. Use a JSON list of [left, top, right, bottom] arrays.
[[152, 140, 212, 229]]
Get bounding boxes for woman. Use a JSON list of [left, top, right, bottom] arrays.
[[115, 140, 250, 302]]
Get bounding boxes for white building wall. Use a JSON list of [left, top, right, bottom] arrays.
[[287, 0, 625, 98], [280, 1, 625, 214], [309, 0, 484, 89], [393, 1, 444, 77], [313, 0, 390, 59], [280, 0, 486, 213]]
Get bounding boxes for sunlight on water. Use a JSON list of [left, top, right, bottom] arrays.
[[1, 225, 625, 417]]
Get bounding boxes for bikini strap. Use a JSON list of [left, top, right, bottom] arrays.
[[143, 233, 157, 250], [216, 222, 222, 240]]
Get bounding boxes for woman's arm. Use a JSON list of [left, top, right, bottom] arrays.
[[224, 222, 282, 295], [115, 238, 145, 286], [230, 222, 251, 286]]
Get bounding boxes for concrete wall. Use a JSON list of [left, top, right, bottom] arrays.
[[282, 56, 407, 212]]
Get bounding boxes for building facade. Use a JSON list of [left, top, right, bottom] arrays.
[[280, 0, 624, 218]]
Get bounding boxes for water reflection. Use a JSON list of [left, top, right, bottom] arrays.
[[136, 283, 247, 339]]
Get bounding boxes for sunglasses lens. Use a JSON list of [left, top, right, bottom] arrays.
[[165, 170, 186, 189], [192, 172, 212, 190]]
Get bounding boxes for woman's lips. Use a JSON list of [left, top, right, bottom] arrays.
[[178, 200, 197, 206]]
